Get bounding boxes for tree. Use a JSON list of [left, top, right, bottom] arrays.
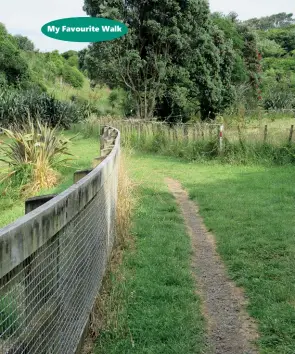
[[0, 38, 29, 85], [266, 26, 295, 53], [62, 65, 85, 88], [212, 13, 248, 84], [239, 25, 262, 101], [62, 50, 79, 67], [78, 48, 88, 72], [257, 38, 285, 57], [62, 50, 78, 60], [84, 0, 236, 121], [14, 35, 35, 52], [0, 23, 8, 38]]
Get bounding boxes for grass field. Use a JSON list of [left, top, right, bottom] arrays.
[[1, 133, 295, 354], [94, 164, 206, 354], [0, 135, 207, 354], [123, 153, 295, 354]]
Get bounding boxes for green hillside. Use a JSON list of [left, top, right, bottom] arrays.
[[0, 23, 125, 128]]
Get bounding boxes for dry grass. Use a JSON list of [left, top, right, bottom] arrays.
[[115, 151, 135, 247], [22, 162, 59, 197], [82, 151, 135, 354]]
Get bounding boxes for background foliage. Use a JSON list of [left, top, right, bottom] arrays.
[[1, 8, 295, 124]]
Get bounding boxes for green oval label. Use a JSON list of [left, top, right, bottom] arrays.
[[41, 17, 128, 42]]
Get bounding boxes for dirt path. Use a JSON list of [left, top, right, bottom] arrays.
[[166, 178, 259, 354]]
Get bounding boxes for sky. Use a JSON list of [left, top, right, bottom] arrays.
[[0, 0, 294, 52]]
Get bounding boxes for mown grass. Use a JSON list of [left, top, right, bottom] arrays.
[[94, 168, 206, 354], [0, 133, 99, 228], [127, 153, 295, 354]]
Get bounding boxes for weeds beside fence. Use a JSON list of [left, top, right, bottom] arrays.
[[0, 127, 120, 354], [73, 119, 295, 165]]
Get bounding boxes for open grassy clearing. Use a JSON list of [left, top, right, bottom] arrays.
[[0, 133, 99, 228], [127, 153, 295, 354]]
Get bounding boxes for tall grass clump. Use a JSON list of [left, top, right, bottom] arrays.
[[72, 116, 122, 138], [0, 119, 74, 195], [72, 119, 295, 165], [115, 151, 135, 247], [117, 121, 295, 165], [82, 151, 135, 354]]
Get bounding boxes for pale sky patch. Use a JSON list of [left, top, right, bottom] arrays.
[[0, 0, 294, 52], [209, 0, 295, 20]]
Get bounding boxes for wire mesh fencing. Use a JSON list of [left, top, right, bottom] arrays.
[[0, 127, 120, 354]]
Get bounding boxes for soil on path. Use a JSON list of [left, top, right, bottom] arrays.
[[166, 178, 259, 354]]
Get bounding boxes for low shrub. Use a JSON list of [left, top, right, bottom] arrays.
[[0, 88, 88, 128], [62, 65, 84, 88]]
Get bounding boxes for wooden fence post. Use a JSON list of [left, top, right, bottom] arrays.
[[74, 169, 93, 184], [138, 122, 142, 144], [289, 125, 294, 144], [201, 126, 205, 140], [209, 125, 213, 139], [152, 123, 157, 136], [173, 126, 178, 142], [193, 125, 196, 141], [157, 123, 162, 136], [184, 125, 189, 142], [25, 195, 57, 214], [263, 125, 268, 143], [168, 126, 172, 141], [219, 125, 224, 155]]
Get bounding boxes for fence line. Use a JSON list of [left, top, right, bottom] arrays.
[[97, 120, 295, 149], [0, 126, 120, 354]]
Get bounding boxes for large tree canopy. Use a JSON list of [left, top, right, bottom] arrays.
[[14, 35, 35, 52], [83, 0, 236, 121]]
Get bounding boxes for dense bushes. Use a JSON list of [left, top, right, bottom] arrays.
[[0, 23, 85, 93], [0, 89, 88, 128], [0, 38, 29, 85], [62, 65, 84, 88]]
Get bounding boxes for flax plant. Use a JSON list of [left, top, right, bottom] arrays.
[[0, 119, 74, 194]]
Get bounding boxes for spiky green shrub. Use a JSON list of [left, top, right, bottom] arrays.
[[0, 119, 74, 194], [62, 64, 84, 88]]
